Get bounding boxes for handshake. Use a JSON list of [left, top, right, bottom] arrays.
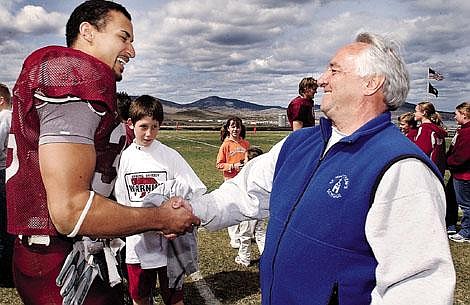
[[153, 196, 201, 237]]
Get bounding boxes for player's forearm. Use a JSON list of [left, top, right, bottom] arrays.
[[51, 192, 197, 238]]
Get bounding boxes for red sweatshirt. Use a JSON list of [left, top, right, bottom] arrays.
[[447, 121, 470, 180], [413, 122, 447, 175]]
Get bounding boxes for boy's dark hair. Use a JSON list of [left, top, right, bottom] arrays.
[[0, 83, 11, 105], [129, 95, 164, 125], [66, 0, 131, 47], [246, 147, 263, 161], [116, 91, 132, 121]]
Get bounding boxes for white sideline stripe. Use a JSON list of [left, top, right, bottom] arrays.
[[173, 136, 219, 148], [188, 271, 221, 305]]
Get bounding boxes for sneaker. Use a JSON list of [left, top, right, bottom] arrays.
[[230, 241, 240, 249], [447, 225, 457, 235], [449, 233, 470, 243], [235, 256, 250, 267]]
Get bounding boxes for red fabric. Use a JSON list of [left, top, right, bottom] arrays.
[[447, 121, 470, 180], [412, 122, 447, 175], [127, 264, 183, 304], [13, 238, 123, 305], [405, 127, 418, 141], [6, 46, 117, 236], [287, 96, 315, 128], [125, 124, 135, 146]]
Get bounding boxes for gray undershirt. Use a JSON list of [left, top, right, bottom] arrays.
[[35, 98, 101, 145]]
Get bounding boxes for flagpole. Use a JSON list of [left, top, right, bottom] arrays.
[[426, 67, 429, 100]]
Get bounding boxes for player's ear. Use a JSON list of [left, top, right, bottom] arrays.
[[79, 22, 95, 43]]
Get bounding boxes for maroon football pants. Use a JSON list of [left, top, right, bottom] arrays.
[[13, 237, 123, 305]]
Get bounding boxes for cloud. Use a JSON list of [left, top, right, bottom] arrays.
[[0, 4, 65, 43], [1, 1, 469, 111], [14, 5, 65, 33]]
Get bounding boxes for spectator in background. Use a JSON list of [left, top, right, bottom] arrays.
[[287, 77, 318, 131], [447, 102, 470, 243], [445, 175, 459, 235], [216, 116, 250, 253], [0, 83, 13, 287], [413, 101, 447, 175], [398, 111, 418, 140]]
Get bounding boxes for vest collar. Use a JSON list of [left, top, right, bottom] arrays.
[[320, 112, 393, 144]]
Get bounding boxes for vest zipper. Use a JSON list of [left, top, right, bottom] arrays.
[[268, 139, 329, 304], [327, 282, 339, 305]]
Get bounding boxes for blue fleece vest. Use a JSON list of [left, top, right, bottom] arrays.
[[260, 112, 442, 305]]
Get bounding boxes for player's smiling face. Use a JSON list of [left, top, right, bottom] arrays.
[[90, 10, 135, 81], [132, 115, 159, 147]]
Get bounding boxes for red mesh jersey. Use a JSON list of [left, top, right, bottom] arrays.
[[6, 46, 119, 235]]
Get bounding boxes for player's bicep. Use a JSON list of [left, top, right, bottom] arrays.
[[39, 142, 96, 228], [35, 98, 101, 228]]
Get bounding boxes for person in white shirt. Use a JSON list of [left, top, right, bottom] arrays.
[[115, 95, 206, 305]]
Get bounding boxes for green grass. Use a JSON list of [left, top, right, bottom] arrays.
[[1, 130, 468, 305]]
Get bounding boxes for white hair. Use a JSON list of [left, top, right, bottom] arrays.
[[354, 33, 410, 111]]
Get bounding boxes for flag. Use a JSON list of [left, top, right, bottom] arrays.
[[428, 82, 438, 97], [428, 67, 444, 81]]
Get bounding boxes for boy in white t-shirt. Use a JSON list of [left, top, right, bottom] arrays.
[[115, 95, 206, 305]]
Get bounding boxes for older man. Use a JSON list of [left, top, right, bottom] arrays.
[[191, 33, 455, 305]]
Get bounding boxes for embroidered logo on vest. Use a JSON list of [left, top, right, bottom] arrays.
[[327, 174, 349, 199]]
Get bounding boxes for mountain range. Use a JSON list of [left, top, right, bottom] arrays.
[[149, 95, 285, 122], [129, 95, 454, 124]]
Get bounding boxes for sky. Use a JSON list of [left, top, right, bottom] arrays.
[[1, 0, 469, 112]]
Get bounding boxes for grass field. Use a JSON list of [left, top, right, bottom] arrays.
[[1, 130, 469, 305]]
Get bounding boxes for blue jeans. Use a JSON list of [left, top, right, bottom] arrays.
[[454, 178, 470, 238]]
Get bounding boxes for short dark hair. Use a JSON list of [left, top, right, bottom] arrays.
[[116, 91, 132, 121], [0, 83, 11, 105], [129, 95, 164, 125], [66, 0, 131, 47], [298, 77, 318, 95], [246, 147, 263, 161]]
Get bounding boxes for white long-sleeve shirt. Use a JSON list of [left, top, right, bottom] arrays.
[[115, 140, 206, 268], [192, 133, 455, 305]]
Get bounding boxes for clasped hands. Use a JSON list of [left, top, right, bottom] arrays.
[[158, 196, 199, 239]]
